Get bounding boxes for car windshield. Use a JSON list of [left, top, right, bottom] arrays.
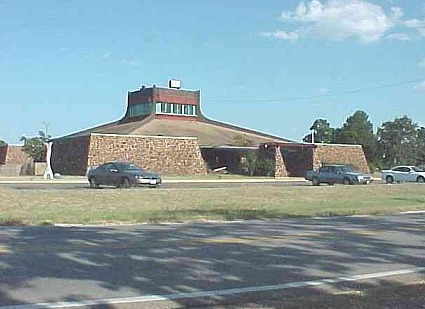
[[412, 166, 425, 172], [115, 163, 143, 171], [338, 166, 353, 173]]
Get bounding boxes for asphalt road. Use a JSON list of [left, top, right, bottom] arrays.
[[0, 213, 423, 308]]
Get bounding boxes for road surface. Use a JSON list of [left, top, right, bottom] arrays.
[[0, 213, 423, 308]]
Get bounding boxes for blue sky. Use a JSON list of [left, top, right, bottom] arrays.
[[1, 0, 425, 144]]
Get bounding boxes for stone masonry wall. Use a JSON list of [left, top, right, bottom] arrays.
[[51, 136, 91, 175], [274, 146, 288, 177], [5, 145, 29, 165], [0, 145, 31, 176], [314, 144, 370, 173], [88, 134, 208, 176], [313, 148, 321, 170]]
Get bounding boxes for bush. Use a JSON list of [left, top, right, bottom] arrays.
[[20, 130, 51, 162], [244, 150, 275, 177]]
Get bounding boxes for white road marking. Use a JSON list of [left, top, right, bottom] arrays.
[[1, 267, 423, 309]]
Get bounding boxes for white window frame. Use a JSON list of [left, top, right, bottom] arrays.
[[155, 102, 197, 117]]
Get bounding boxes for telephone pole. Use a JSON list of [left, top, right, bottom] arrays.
[[42, 122, 50, 136]]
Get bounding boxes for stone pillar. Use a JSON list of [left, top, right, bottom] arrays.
[[274, 146, 288, 177], [312, 148, 321, 170]]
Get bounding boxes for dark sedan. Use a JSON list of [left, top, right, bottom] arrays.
[[88, 161, 162, 188]]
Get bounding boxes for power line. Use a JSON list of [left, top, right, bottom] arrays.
[[205, 78, 423, 103]]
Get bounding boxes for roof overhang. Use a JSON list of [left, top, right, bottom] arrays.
[[200, 145, 258, 150], [261, 142, 317, 149]]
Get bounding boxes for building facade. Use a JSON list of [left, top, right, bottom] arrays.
[[48, 83, 369, 176]]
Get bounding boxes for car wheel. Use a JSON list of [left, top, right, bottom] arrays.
[[385, 175, 394, 184], [312, 177, 320, 186], [89, 177, 99, 189], [343, 178, 351, 185], [120, 177, 131, 189], [417, 176, 425, 183], [327, 183, 334, 186]]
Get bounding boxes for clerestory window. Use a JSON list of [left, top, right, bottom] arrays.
[[155, 102, 197, 116]]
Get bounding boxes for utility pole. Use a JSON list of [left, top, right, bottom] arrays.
[[42, 122, 50, 136]]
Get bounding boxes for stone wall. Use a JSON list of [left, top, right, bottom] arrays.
[[0, 164, 23, 175], [313, 148, 321, 170], [51, 136, 91, 175], [5, 145, 28, 165], [274, 146, 288, 177], [314, 144, 370, 173], [0, 145, 30, 176], [88, 134, 208, 176]]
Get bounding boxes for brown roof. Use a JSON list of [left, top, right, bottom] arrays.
[[132, 118, 290, 146], [59, 115, 292, 146]]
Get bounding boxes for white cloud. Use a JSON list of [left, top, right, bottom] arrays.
[[413, 80, 425, 91], [404, 18, 425, 36], [270, 0, 403, 42], [121, 59, 139, 66], [259, 30, 300, 41], [386, 33, 410, 41]]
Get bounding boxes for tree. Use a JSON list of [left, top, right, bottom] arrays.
[[245, 151, 257, 176], [0, 139, 6, 146], [20, 130, 51, 162], [244, 149, 274, 177], [303, 119, 334, 143], [377, 116, 418, 167], [415, 127, 425, 166], [334, 110, 379, 166]]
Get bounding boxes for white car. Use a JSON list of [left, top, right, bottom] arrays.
[[381, 166, 425, 183]]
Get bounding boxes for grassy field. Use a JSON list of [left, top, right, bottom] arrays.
[[0, 183, 424, 225]]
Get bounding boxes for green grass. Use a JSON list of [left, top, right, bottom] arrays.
[[0, 184, 424, 225]]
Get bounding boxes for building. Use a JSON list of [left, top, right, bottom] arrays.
[[49, 82, 369, 177], [0, 144, 29, 175]]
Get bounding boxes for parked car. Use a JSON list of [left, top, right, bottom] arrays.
[[305, 164, 372, 186], [381, 166, 425, 183], [88, 161, 162, 188]]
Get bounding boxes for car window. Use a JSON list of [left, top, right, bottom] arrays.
[[339, 166, 353, 173], [104, 163, 116, 171], [402, 167, 411, 173], [328, 166, 336, 173], [97, 164, 108, 171], [412, 166, 425, 172], [115, 162, 142, 171], [319, 166, 329, 172], [393, 167, 406, 172]]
